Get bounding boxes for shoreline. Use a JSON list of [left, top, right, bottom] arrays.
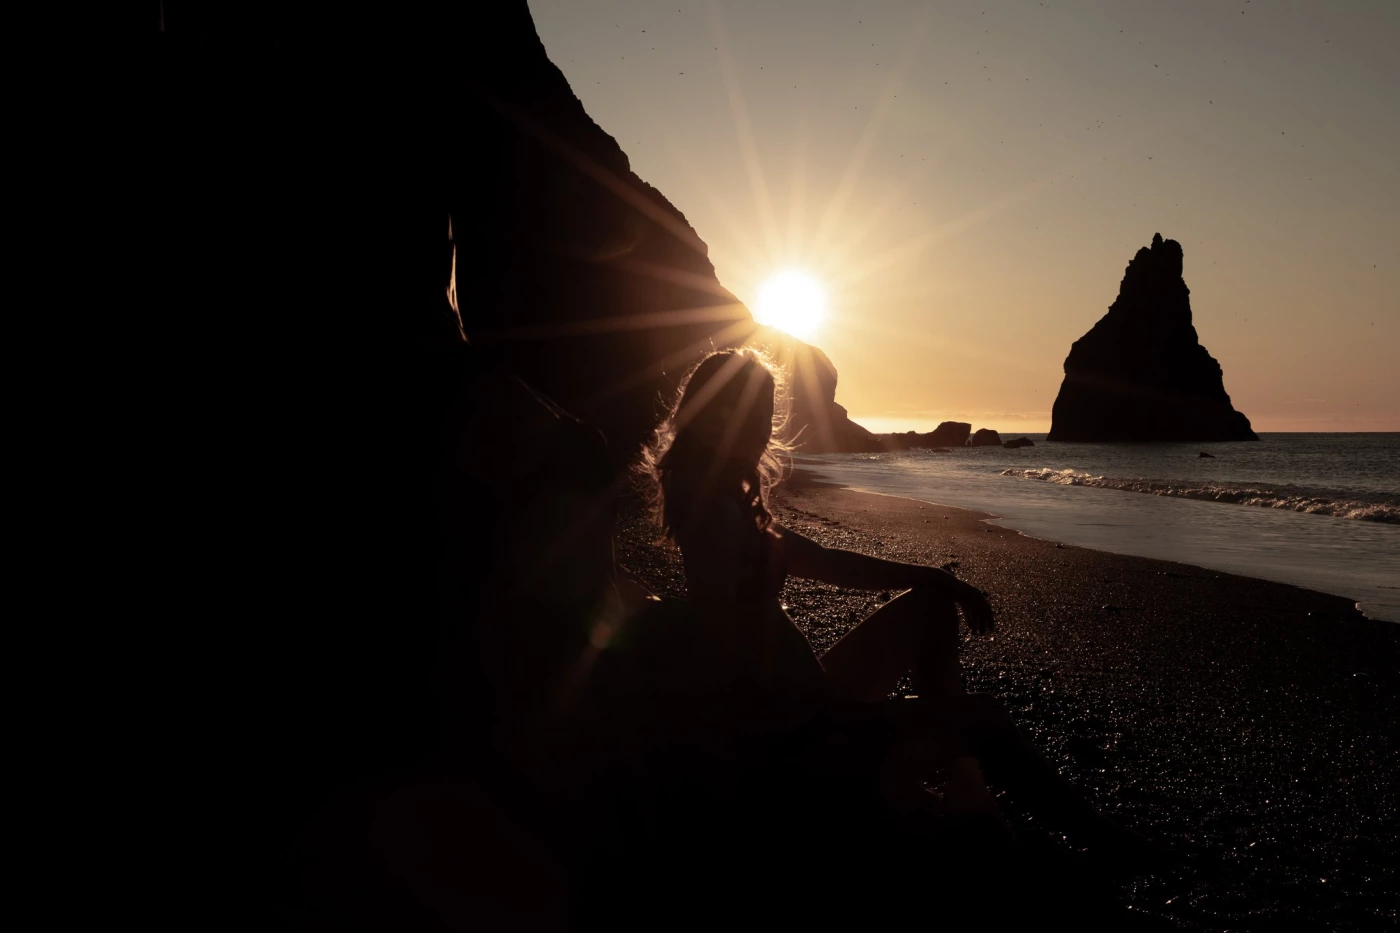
[[789, 467, 1377, 620], [787, 454, 1398, 624], [614, 478, 1400, 931]]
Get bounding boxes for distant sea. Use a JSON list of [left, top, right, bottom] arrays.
[[799, 433, 1400, 623]]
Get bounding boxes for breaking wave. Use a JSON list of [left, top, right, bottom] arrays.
[[1000, 468, 1400, 524]]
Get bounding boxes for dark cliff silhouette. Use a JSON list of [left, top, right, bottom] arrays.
[[124, 4, 649, 921], [420, 15, 871, 457], [317, 0, 866, 459], [1048, 234, 1257, 442]]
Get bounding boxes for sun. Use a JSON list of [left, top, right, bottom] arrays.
[[754, 269, 827, 340]]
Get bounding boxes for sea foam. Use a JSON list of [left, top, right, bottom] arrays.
[[1000, 468, 1400, 524]]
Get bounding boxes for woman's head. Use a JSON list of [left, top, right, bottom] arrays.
[[638, 348, 790, 539]]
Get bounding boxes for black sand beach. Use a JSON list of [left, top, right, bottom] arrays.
[[616, 475, 1400, 932]]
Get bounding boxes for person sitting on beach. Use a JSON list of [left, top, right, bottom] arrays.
[[635, 347, 1168, 865]]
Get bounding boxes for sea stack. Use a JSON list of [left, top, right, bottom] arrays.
[[1048, 233, 1257, 442]]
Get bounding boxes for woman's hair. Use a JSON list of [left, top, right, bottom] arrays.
[[637, 348, 791, 541]]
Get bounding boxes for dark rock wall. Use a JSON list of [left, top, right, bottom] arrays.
[[443, 6, 752, 455], [1048, 234, 1256, 442]]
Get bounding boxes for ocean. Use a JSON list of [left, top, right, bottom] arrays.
[[797, 433, 1400, 623]]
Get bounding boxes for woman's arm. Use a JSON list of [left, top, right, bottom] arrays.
[[776, 522, 946, 590], [775, 523, 994, 633]]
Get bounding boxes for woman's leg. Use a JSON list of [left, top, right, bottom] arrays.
[[818, 586, 963, 704]]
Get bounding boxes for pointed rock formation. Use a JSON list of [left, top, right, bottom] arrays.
[[1048, 234, 1257, 442]]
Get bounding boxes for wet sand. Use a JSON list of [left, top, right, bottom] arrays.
[[614, 476, 1400, 932]]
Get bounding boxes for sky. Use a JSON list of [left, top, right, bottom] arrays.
[[530, 0, 1399, 433]]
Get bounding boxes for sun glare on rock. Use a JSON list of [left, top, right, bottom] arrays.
[[755, 269, 827, 341]]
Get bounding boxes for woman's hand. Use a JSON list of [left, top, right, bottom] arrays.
[[925, 569, 994, 635], [952, 580, 996, 635]]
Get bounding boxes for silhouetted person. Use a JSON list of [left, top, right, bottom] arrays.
[[635, 348, 1168, 868]]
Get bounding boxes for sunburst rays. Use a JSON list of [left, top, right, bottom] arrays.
[[482, 2, 1063, 435]]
